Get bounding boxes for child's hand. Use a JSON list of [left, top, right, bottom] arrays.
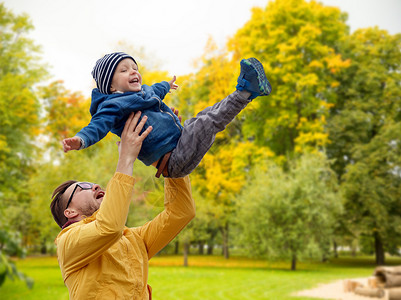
[[168, 75, 178, 93], [62, 136, 81, 152]]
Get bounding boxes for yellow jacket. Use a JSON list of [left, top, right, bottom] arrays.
[[55, 172, 195, 300]]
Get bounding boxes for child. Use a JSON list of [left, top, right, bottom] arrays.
[[62, 52, 272, 178]]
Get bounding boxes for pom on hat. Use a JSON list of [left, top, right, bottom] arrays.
[[92, 52, 137, 94]]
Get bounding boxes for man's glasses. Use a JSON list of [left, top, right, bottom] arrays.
[[65, 182, 94, 210]]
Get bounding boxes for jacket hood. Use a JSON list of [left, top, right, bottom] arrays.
[[90, 89, 109, 116]]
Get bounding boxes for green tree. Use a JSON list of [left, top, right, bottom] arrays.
[[327, 27, 401, 178], [326, 27, 401, 264], [0, 3, 46, 287], [237, 154, 342, 270], [0, 3, 46, 204], [341, 122, 401, 265]]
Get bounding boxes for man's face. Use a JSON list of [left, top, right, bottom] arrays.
[[110, 58, 142, 93], [64, 182, 105, 217]]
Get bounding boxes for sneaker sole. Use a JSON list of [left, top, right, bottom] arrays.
[[243, 58, 272, 96]]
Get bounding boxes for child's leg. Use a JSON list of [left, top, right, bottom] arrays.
[[167, 58, 271, 178], [166, 90, 250, 178]]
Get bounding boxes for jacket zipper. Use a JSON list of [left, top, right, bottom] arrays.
[[153, 97, 182, 132]]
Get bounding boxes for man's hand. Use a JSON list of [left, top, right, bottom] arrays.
[[168, 75, 178, 93], [62, 136, 81, 152], [170, 107, 182, 124], [116, 111, 152, 175]]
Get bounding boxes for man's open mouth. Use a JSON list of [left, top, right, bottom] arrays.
[[96, 191, 105, 199]]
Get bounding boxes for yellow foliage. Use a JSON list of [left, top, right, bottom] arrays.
[[142, 70, 170, 87], [179, 0, 351, 183], [320, 100, 335, 110], [297, 73, 319, 88], [293, 113, 330, 153], [42, 81, 91, 145], [325, 54, 351, 74], [308, 60, 324, 69], [330, 81, 340, 88], [294, 131, 329, 153], [192, 142, 274, 210]]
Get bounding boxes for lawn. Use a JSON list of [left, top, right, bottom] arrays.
[[1, 255, 400, 300]]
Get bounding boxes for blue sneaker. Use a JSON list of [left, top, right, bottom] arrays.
[[236, 58, 272, 100]]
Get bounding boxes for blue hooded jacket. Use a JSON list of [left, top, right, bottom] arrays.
[[76, 81, 183, 166]]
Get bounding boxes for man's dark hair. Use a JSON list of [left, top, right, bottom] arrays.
[[50, 180, 77, 228]]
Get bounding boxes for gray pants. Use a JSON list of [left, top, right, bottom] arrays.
[[167, 90, 251, 178]]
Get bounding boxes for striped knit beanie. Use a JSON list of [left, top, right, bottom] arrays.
[[92, 52, 137, 94]]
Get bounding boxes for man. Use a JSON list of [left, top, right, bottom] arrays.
[[50, 112, 195, 300]]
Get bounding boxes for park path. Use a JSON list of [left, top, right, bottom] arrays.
[[295, 277, 386, 300]]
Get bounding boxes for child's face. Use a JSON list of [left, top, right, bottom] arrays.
[[110, 58, 142, 93]]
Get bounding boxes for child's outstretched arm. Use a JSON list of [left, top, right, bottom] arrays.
[[62, 136, 82, 152], [151, 77, 178, 100], [168, 75, 178, 93]]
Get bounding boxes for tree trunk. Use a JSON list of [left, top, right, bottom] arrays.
[[291, 253, 297, 271], [221, 223, 229, 259], [374, 231, 385, 265], [41, 238, 47, 255], [198, 242, 204, 255], [333, 240, 338, 258], [207, 242, 214, 255], [183, 242, 190, 267], [207, 230, 217, 255], [174, 240, 179, 255]]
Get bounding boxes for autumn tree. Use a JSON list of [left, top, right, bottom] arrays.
[[227, 0, 350, 157], [174, 0, 351, 258], [170, 0, 351, 258], [41, 81, 91, 150], [169, 39, 276, 258]]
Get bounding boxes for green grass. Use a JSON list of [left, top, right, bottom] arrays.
[[1, 255, 400, 300], [0, 256, 68, 300]]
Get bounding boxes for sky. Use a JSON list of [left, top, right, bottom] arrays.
[[4, 0, 401, 96]]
